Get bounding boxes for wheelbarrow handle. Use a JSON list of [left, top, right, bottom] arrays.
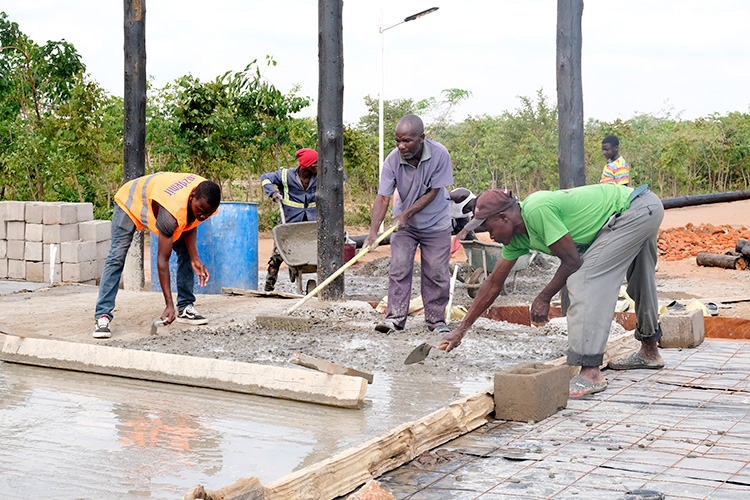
[[277, 199, 286, 225], [285, 225, 398, 314]]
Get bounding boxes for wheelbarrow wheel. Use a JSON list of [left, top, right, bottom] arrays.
[[306, 279, 317, 295], [466, 268, 486, 299]]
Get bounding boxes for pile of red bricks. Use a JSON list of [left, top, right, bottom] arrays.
[[658, 223, 750, 261]]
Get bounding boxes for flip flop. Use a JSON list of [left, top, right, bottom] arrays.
[[608, 352, 664, 370], [666, 300, 685, 311], [706, 302, 719, 316], [569, 375, 607, 398]]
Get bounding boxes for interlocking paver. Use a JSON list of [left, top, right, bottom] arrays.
[[376, 340, 750, 500]]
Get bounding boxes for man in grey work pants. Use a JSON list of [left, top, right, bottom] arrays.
[[566, 190, 664, 369]]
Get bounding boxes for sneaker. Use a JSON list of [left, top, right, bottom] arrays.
[[94, 315, 111, 339], [375, 319, 403, 334], [176, 304, 209, 325]]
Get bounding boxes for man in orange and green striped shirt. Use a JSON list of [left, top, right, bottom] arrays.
[[600, 135, 629, 185]]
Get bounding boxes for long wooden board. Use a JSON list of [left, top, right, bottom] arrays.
[[0, 334, 367, 409]]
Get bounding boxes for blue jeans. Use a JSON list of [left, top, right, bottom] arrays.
[[94, 205, 195, 320]]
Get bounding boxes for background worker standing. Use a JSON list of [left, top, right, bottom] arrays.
[[94, 173, 221, 338], [600, 134, 630, 185], [260, 148, 319, 292]]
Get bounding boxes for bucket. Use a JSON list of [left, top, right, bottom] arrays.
[[150, 202, 258, 294], [344, 243, 356, 262]]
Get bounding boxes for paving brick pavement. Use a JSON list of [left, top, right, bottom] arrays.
[[375, 339, 750, 500]]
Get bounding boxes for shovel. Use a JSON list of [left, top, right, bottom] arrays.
[[256, 225, 398, 331]]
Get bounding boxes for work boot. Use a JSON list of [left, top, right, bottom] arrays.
[[264, 256, 283, 292], [265, 265, 279, 291]]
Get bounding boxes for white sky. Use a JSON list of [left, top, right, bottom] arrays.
[[5, 1, 750, 126]]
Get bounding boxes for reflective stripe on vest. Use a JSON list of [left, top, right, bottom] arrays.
[[114, 173, 207, 241], [281, 169, 315, 209]]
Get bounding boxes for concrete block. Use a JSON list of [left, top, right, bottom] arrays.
[[60, 240, 97, 263], [24, 241, 43, 262], [97, 259, 105, 281], [6, 240, 25, 260], [659, 309, 705, 348], [79, 220, 111, 242], [1, 201, 25, 221], [43, 202, 78, 225], [25, 261, 44, 282], [0, 240, 5, 259], [0, 258, 6, 279], [25, 223, 43, 242], [494, 362, 569, 423], [43, 262, 62, 283], [43, 243, 62, 265], [0, 220, 5, 239], [97, 239, 111, 260], [76, 202, 94, 222], [62, 260, 97, 282], [25, 202, 44, 223], [43, 223, 79, 244], [6, 221, 25, 240], [8, 259, 24, 279]]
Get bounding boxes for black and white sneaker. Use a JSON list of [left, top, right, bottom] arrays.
[[94, 315, 111, 339], [176, 304, 208, 325]]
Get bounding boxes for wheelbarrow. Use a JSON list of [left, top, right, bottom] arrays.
[[272, 221, 318, 295], [460, 239, 532, 298]]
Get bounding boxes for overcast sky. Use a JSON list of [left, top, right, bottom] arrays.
[[5, 1, 750, 126]]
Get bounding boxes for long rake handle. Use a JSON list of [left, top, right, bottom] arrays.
[[286, 225, 398, 314]]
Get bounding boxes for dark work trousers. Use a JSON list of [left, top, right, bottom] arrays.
[[385, 226, 452, 330], [566, 191, 664, 367]]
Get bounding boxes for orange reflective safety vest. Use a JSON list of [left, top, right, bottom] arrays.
[[114, 173, 209, 242]]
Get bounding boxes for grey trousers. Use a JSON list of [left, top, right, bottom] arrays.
[[566, 191, 664, 367], [386, 226, 452, 330]]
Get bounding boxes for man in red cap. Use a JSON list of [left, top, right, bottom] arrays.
[[260, 148, 319, 291], [440, 184, 665, 399]]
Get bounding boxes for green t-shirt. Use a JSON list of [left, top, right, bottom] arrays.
[[502, 184, 633, 260]]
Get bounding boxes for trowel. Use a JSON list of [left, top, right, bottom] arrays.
[[404, 342, 441, 365], [150, 318, 166, 335]]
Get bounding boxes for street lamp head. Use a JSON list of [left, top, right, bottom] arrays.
[[404, 7, 439, 23]]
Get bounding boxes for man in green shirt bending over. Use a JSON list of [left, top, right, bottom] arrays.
[[440, 183, 665, 398]]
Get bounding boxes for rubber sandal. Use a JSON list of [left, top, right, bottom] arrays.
[[608, 352, 664, 370], [569, 375, 607, 398], [666, 300, 685, 311], [706, 302, 719, 316]]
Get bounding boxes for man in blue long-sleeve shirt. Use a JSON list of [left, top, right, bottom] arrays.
[[260, 148, 318, 291]]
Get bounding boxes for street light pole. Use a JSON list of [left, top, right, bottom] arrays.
[[378, 7, 439, 221]]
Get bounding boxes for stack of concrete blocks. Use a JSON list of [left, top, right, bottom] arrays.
[[0, 201, 111, 285]]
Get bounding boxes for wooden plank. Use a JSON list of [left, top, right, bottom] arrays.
[[222, 287, 304, 299], [0, 334, 367, 409], [261, 389, 494, 500], [291, 352, 374, 384]]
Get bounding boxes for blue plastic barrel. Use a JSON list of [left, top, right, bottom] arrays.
[[150, 202, 258, 294]]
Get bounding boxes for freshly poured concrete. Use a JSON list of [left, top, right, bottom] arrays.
[[0, 357, 495, 499]]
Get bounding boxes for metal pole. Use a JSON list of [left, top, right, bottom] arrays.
[[378, 9, 385, 233]]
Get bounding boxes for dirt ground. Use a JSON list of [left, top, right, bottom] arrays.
[[1, 200, 749, 380]]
